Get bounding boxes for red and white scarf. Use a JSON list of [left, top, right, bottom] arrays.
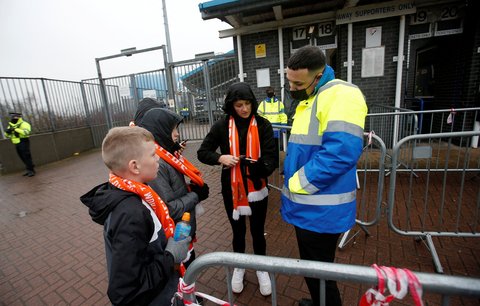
[[229, 116, 268, 220], [155, 143, 204, 187], [109, 173, 175, 238]]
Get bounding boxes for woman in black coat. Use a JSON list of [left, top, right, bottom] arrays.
[[197, 82, 276, 296]]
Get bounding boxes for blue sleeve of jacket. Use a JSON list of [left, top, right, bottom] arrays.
[[303, 130, 363, 191]]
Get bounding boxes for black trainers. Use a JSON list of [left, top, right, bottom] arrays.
[[298, 298, 313, 306], [26, 171, 35, 177]]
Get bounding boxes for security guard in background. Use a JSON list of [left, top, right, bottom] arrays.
[[257, 87, 288, 167], [4, 112, 35, 177], [281, 46, 367, 306]]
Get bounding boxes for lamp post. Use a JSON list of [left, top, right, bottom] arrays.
[[95, 45, 169, 129]]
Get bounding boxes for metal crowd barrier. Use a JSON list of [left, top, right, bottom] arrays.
[[388, 131, 480, 273], [267, 128, 387, 250], [182, 252, 480, 306], [339, 132, 386, 249]]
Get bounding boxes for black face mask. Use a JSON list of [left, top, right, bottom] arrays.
[[11, 118, 19, 124], [266, 92, 274, 98], [289, 75, 318, 101], [290, 88, 309, 101]]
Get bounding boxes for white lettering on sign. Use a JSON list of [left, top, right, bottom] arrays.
[[336, 0, 416, 25]]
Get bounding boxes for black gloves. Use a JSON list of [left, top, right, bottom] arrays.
[[165, 236, 191, 264], [190, 183, 209, 202], [6, 127, 14, 134], [246, 158, 267, 178]]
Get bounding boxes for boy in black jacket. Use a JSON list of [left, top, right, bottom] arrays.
[[80, 126, 191, 306]]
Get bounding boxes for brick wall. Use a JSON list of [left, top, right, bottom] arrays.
[[236, 30, 283, 101], [337, 17, 405, 108], [229, 1, 479, 120]]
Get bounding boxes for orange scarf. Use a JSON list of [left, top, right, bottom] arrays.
[[229, 116, 268, 220], [155, 143, 204, 187], [109, 173, 175, 238]]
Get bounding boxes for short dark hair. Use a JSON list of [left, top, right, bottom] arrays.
[[287, 46, 326, 72]]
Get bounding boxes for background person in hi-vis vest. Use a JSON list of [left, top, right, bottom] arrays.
[[281, 46, 368, 306], [257, 86, 288, 167], [4, 112, 35, 177]]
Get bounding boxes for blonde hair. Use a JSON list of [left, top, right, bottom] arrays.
[[102, 126, 154, 172]]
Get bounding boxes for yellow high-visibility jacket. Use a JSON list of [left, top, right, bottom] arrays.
[[258, 97, 288, 138], [5, 118, 31, 144], [281, 79, 367, 233]]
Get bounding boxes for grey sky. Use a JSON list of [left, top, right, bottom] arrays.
[[0, 0, 233, 81]]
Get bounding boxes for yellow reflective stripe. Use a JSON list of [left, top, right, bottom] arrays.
[[282, 187, 356, 205], [297, 167, 319, 194], [287, 172, 308, 194], [325, 120, 363, 139]]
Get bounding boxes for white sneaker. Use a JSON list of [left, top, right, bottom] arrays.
[[231, 268, 245, 293], [256, 271, 272, 296]]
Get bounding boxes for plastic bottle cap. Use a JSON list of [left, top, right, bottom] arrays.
[[182, 212, 190, 222]]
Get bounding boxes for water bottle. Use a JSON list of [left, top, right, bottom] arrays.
[[173, 212, 191, 241]]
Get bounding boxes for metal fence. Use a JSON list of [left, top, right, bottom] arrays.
[[268, 109, 480, 266], [0, 52, 237, 146], [388, 131, 480, 273], [170, 53, 238, 140], [181, 252, 480, 306]]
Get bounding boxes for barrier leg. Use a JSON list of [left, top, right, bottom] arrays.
[[417, 234, 444, 273], [225, 267, 234, 304], [338, 222, 371, 249]]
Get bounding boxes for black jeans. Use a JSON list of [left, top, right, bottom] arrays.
[[224, 197, 268, 255], [16, 139, 34, 172], [295, 226, 342, 306]]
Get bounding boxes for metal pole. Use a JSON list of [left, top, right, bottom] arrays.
[[393, 15, 406, 146], [162, 0, 173, 63], [202, 60, 214, 124], [41, 78, 56, 132], [163, 46, 175, 102], [96, 59, 113, 130]]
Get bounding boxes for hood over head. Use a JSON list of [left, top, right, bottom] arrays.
[[222, 82, 258, 118], [138, 108, 183, 153], [133, 98, 164, 125], [80, 182, 137, 225]]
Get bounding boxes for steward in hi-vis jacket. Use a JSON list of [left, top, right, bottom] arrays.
[[4, 112, 35, 176], [257, 87, 288, 139], [281, 45, 367, 306]]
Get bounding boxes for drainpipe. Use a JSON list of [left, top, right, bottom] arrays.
[[278, 27, 285, 102], [393, 15, 406, 146], [347, 23, 353, 83], [237, 35, 244, 82]]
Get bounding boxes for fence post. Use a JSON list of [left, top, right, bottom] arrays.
[[202, 60, 214, 124], [95, 59, 113, 130], [41, 78, 56, 132], [129, 74, 139, 105], [163, 47, 176, 110]]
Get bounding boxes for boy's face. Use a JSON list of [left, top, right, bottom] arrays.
[[136, 140, 159, 182]]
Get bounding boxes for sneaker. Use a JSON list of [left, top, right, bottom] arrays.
[[256, 271, 272, 296], [26, 171, 35, 177], [231, 268, 245, 293]]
